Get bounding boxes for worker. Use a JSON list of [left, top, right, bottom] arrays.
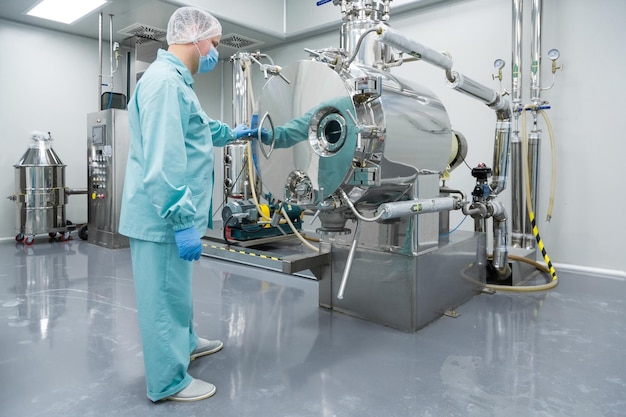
[[119, 6, 257, 403]]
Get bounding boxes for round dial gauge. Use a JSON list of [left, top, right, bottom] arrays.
[[547, 49, 560, 60], [494, 58, 505, 69]]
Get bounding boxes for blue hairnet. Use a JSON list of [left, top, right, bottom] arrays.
[[166, 7, 222, 45]]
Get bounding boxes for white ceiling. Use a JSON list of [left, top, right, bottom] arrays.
[[0, 0, 453, 56], [0, 0, 287, 56]]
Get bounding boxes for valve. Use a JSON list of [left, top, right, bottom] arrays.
[[471, 163, 492, 200]]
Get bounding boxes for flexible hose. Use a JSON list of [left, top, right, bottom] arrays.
[[245, 142, 271, 221], [245, 138, 318, 251], [281, 206, 320, 253], [539, 109, 557, 221], [485, 253, 557, 292]]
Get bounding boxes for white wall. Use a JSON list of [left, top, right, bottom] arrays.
[[1, 0, 624, 275], [0, 18, 232, 242], [0, 20, 102, 237]]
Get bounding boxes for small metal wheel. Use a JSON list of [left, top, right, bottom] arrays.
[[49, 232, 58, 238], [78, 225, 88, 241], [15, 233, 24, 243], [24, 235, 35, 245], [60, 231, 71, 241]]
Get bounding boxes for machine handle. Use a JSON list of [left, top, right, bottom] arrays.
[[258, 111, 275, 159], [337, 220, 361, 300]]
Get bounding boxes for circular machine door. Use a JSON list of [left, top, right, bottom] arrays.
[[254, 60, 358, 208]]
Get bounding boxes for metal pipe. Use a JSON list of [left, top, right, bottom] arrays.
[[524, 128, 540, 249], [446, 71, 499, 107], [511, 0, 524, 247], [510, 134, 524, 247], [490, 119, 510, 195], [530, 0, 542, 104], [512, 0, 523, 106], [109, 14, 113, 86], [525, 0, 544, 248], [337, 220, 361, 300], [445, 70, 511, 197], [490, 199, 510, 275], [231, 53, 252, 126], [98, 12, 102, 109], [65, 188, 88, 195], [344, 27, 380, 67], [375, 26, 453, 70], [376, 197, 459, 220]]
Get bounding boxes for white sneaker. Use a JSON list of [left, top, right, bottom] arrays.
[[190, 338, 224, 361], [165, 378, 216, 402]]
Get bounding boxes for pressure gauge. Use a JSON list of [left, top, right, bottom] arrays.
[[494, 58, 505, 69], [547, 48, 560, 61]]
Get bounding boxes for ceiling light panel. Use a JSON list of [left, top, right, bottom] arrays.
[[26, 0, 107, 24]]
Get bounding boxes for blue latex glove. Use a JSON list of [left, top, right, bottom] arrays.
[[174, 227, 202, 261], [233, 124, 256, 140], [259, 128, 272, 144]]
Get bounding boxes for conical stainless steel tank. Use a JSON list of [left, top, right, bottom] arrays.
[[11, 132, 67, 243]]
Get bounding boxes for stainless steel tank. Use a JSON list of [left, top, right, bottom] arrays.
[[254, 56, 454, 238], [12, 132, 67, 242]]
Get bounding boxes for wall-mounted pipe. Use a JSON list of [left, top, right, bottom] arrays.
[[512, 0, 523, 107], [530, 0, 543, 104], [98, 12, 103, 109], [510, 0, 524, 247], [109, 15, 114, 87]]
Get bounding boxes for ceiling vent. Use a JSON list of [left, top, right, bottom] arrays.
[[119, 23, 167, 42], [220, 33, 264, 50]]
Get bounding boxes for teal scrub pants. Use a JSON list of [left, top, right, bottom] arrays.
[[129, 238, 199, 402]]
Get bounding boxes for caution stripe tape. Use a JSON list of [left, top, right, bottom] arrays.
[[529, 211, 557, 281], [203, 244, 281, 261]]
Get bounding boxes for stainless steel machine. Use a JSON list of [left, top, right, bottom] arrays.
[[86, 109, 130, 249], [9, 131, 87, 244], [238, 0, 556, 332]]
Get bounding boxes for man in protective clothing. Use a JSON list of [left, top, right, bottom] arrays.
[[119, 6, 256, 402]]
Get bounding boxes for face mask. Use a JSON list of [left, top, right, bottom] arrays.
[[196, 44, 218, 73]]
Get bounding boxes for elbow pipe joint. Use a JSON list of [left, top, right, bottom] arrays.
[[488, 198, 507, 223], [462, 201, 487, 218]]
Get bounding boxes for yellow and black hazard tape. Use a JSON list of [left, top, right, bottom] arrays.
[[529, 211, 557, 282], [203, 244, 281, 261]]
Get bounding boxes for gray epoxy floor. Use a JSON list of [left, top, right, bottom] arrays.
[[1, 237, 625, 417]]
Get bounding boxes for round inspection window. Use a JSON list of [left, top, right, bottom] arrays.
[[312, 111, 348, 155]]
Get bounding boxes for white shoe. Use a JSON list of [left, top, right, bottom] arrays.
[[190, 338, 224, 361], [165, 378, 216, 402]]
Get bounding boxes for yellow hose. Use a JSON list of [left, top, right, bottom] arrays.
[[539, 109, 557, 222], [246, 142, 272, 221], [281, 206, 320, 252], [485, 253, 557, 292]]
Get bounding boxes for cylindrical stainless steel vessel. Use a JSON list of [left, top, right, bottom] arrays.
[[13, 132, 67, 236], [254, 60, 453, 210]]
